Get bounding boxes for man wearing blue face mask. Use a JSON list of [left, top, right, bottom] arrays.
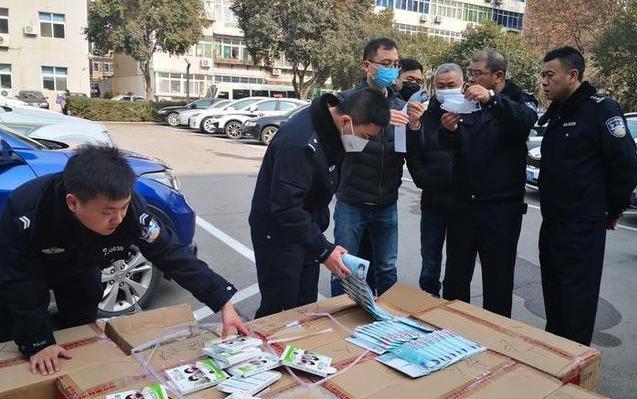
[[331, 38, 422, 297]]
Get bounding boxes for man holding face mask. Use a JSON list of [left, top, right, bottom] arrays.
[[439, 49, 538, 317]]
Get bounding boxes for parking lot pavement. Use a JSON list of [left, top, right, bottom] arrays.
[[106, 122, 637, 398]]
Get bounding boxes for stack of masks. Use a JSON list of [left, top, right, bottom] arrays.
[[436, 88, 481, 114]]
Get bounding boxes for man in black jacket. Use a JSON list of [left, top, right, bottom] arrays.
[[249, 89, 391, 318], [0, 146, 248, 376], [406, 63, 463, 297], [538, 47, 637, 345], [440, 49, 538, 317]]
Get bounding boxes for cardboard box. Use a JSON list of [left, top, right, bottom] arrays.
[[0, 324, 125, 399], [545, 384, 610, 399], [413, 300, 601, 389]]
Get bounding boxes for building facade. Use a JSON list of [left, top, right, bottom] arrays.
[[378, 0, 526, 42], [0, 0, 90, 107]]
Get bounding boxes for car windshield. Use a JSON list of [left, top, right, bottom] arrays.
[[211, 100, 232, 109], [626, 118, 637, 139], [0, 124, 46, 149]]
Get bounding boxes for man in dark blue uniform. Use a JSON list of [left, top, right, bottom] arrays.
[[439, 49, 538, 317], [249, 89, 391, 318], [538, 47, 637, 345], [0, 146, 248, 375]]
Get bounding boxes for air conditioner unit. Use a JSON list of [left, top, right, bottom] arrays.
[[23, 24, 38, 36], [434, 16, 442, 24], [200, 58, 212, 68], [272, 68, 281, 76], [419, 15, 428, 23], [0, 34, 8, 47]]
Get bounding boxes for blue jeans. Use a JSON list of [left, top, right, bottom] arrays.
[[331, 201, 398, 296], [419, 208, 447, 296]]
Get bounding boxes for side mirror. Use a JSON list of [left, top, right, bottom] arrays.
[[1, 139, 14, 157]]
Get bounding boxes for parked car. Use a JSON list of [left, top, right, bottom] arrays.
[[158, 98, 228, 127], [187, 97, 267, 131], [112, 95, 146, 102], [242, 104, 309, 145], [16, 90, 49, 109], [175, 99, 235, 127], [0, 96, 28, 107], [0, 105, 112, 146], [0, 126, 197, 317]]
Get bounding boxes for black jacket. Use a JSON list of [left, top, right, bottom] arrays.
[[538, 82, 637, 221], [0, 174, 236, 356], [440, 81, 538, 203], [406, 98, 455, 212], [336, 82, 406, 206], [249, 94, 344, 262]]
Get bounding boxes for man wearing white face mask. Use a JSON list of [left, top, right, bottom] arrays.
[[249, 89, 391, 318]]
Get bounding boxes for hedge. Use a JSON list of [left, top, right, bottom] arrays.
[[66, 97, 187, 122]]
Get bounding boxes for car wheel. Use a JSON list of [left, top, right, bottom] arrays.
[[200, 117, 216, 134], [225, 120, 242, 140], [166, 112, 179, 127], [260, 125, 279, 145]]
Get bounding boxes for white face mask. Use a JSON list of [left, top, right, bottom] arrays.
[[435, 88, 463, 103], [436, 87, 480, 114], [340, 121, 369, 152]]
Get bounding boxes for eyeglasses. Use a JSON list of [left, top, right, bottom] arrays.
[[368, 60, 402, 69], [465, 68, 493, 78]]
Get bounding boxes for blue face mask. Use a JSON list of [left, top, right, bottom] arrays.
[[370, 63, 399, 88]]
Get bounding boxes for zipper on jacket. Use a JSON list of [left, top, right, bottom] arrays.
[[379, 128, 385, 204]]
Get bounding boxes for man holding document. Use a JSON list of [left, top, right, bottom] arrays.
[[439, 49, 538, 317]]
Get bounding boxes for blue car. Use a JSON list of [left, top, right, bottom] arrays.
[[0, 126, 197, 317]]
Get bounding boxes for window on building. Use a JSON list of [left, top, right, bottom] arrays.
[[493, 9, 523, 30], [156, 72, 214, 97], [39, 12, 65, 38], [104, 62, 113, 73], [428, 28, 462, 43], [463, 4, 492, 23], [41, 66, 68, 91], [214, 37, 251, 61], [206, 0, 237, 24], [92, 62, 101, 72], [394, 23, 426, 35], [0, 64, 12, 89], [0, 8, 8, 34], [429, 0, 462, 19], [377, 0, 429, 13]]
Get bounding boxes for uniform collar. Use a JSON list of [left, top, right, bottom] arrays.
[[310, 93, 345, 166], [539, 81, 597, 125]]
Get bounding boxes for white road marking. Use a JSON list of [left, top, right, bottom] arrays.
[[193, 216, 326, 320]]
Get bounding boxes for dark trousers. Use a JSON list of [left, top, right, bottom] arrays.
[[419, 207, 448, 297], [251, 223, 319, 319], [443, 201, 524, 317], [539, 219, 606, 346], [0, 272, 102, 343]]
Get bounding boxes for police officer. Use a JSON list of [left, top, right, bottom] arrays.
[[440, 49, 538, 317], [249, 89, 391, 318], [538, 47, 637, 346], [0, 145, 249, 375]]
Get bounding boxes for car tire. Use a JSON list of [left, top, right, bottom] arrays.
[[200, 117, 216, 134], [225, 120, 243, 140], [260, 125, 279, 145], [166, 112, 179, 127]]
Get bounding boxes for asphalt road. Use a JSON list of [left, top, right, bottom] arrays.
[[107, 122, 637, 398]]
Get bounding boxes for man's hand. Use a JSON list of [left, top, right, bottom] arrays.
[[323, 246, 351, 278], [390, 110, 410, 126], [30, 344, 72, 375], [407, 102, 425, 130], [220, 301, 250, 339], [441, 113, 460, 132], [607, 216, 620, 230], [464, 85, 491, 104]]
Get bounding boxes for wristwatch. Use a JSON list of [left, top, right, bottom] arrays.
[[487, 89, 496, 104]]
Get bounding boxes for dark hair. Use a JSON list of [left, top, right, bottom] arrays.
[[63, 145, 136, 203], [471, 49, 507, 75], [363, 37, 398, 61], [399, 58, 423, 74], [543, 46, 585, 82], [337, 88, 391, 127]]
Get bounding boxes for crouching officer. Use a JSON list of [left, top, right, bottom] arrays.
[[249, 88, 391, 318], [538, 47, 637, 345], [0, 145, 249, 375]]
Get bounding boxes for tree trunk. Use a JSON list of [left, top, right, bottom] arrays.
[[141, 60, 153, 101], [291, 64, 300, 98]]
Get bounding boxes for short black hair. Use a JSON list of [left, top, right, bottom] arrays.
[[472, 49, 507, 75], [363, 37, 398, 61], [400, 58, 423, 74], [543, 46, 585, 82], [63, 145, 136, 203], [337, 88, 391, 127]]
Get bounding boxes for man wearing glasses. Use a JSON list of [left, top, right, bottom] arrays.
[[439, 49, 538, 317]]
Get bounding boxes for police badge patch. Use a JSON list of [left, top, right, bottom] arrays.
[[141, 217, 161, 243], [605, 116, 627, 138]]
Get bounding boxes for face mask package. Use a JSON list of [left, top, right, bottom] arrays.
[[217, 370, 283, 396], [227, 352, 282, 378], [105, 384, 169, 399], [280, 345, 338, 378], [164, 358, 229, 395], [203, 336, 264, 368]]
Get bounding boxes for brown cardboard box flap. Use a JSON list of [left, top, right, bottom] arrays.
[[544, 384, 610, 399], [376, 283, 447, 316], [105, 303, 195, 354]]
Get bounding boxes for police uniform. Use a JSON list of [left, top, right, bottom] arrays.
[[538, 81, 637, 345], [249, 94, 344, 318], [0, 174, 237, 356]]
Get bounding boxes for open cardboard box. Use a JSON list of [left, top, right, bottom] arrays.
[[0, 324, 125, 399]]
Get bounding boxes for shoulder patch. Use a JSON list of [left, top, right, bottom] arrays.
[[590, 95, 606, 104], [306, 143, 317, 152], [139, 213, 161, 243], [18, 216, 31, 230], [525, 102, 538, 112], [605, 116, 627, 138]]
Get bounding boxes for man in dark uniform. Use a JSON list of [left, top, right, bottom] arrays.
[[0, 145, 248, 375], [249, 89, 391, 318], [538, 46, 637, 345], [440, 49, 538, 317]]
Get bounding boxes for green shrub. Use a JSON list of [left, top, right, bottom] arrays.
[[67, 97, 187, 122]]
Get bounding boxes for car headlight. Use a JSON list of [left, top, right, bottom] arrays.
[[244, 121, 257, 127], [143, 169, 180, 191]]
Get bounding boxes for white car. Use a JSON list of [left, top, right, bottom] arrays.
[[192, 98, 307, 138], [0, 96, 28, 107], [0, 105, 112, 147], [187, 97, 267, 131], [175, 99, 235, 126]]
